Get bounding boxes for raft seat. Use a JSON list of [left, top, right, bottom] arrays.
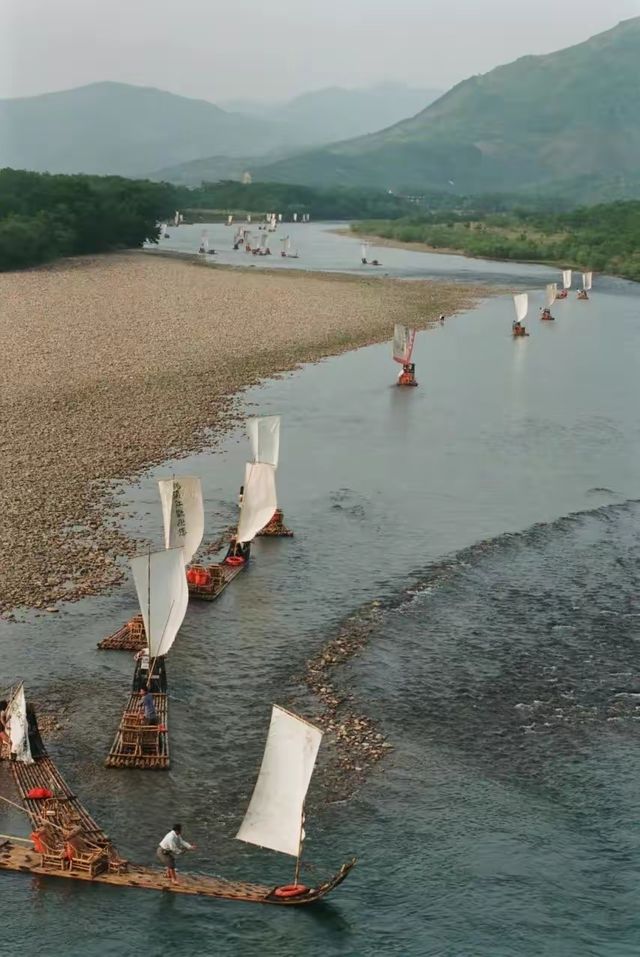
[[66, 835, 108, 878]]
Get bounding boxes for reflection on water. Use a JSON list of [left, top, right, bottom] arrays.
[[1, 234, 639, 955]]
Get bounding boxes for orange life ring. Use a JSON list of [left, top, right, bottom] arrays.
[[273, 883, 309, 898]]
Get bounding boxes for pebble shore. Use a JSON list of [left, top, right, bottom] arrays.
[[0, 252, 487, 616]]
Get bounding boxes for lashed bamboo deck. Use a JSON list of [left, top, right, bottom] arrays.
[[188, 562, 245, 601], [97, 614, 146, 652], [12, 756, 110, 844], [105, 692, 169, 769], [0, 841, 355, 904]]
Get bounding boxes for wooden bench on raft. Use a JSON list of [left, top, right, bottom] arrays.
[[105, 693, 169, 769], [187, 561, 245, 601], [97, 614, 146, 652]]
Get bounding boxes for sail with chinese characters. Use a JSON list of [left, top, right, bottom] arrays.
[[158, 477, 204, 565]]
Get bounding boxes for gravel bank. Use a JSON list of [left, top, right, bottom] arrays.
[[0, 252, 488, 616]]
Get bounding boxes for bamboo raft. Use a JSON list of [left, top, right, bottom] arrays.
[[105, 692, 169, 769], [187, 561, 245, 601], [256, 509, 294, 538], [12, 755, 110, 845], [0, 841, 355, 905], [97, 614, 146, 652]]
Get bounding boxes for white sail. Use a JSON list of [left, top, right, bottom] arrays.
[[293, 213, 298, 222], [393, 323, 416, 364], [201, 230, 209, 253], [582, 271, 593, 291], [513, 293, 528, 323], [545, 283, 557, 307], [278, 213, 283, 222], [247, 416, 280, 468], [236, 705, 322, 857], [130, 548, 188, 659], [228, 214, 233, 225], [158, 476, 204, 565], [159, 223, 167, 239], [236, 462, 277, 544], [562, 269, 572, 290], [6, 684, 33, 764], [361, 242, 369, 260], [174, 211, 180, 227], [247, 214, 252, 223]]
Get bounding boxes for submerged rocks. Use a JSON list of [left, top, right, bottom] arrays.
[[300, 602, 393, 800]]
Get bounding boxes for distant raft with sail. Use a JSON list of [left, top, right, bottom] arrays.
[[578, 271, 592, 299], [512, 293, 529, 336], [236, 704, 355, 900], [541, 283, 557, 320], [1, 694, 354, 904], [105, 547, 188, 769], [556, 270, 571, 299], [247, 416, 293, 537], [394, 323, 418, 386]]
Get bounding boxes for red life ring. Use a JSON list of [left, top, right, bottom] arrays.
[[225, 555, 244, 566], [273, 883, 309, 898]]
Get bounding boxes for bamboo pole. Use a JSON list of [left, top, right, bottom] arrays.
[[293, 805, 305, 886]]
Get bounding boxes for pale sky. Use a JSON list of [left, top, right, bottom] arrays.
[[2, 0, 639, 103]]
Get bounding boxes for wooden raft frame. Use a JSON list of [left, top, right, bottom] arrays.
[[187, 561, 245, 601], [0, 842, 356, 905], [97, 615, 146, 652], [105, 692, 169, 769], [12, 755, 110, 845]]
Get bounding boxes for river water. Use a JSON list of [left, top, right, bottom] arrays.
[[2, 227, 640, 956]]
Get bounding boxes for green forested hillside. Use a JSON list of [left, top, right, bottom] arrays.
[[261, 18, 640, 200]]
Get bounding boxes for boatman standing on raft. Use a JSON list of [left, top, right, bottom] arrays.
[[157, 824, 197, 884]]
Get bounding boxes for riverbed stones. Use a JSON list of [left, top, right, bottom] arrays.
[[0, 252, 486, 616]]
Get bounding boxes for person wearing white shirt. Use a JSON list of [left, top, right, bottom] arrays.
[[156, 823, 197, 884]]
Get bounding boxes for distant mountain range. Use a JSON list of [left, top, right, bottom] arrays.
[[258, 18, 640, 201], [0, 80, 441, 181], [219, 83, 443, 147]]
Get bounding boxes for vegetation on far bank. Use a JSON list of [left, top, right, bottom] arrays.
[[351, 202, 640, 281]]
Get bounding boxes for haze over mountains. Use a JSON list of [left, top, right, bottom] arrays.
[[0, 80, 441, 180], [2, 18, 639, 202], [260, 18, 640, 201]]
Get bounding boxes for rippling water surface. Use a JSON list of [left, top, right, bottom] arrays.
[[2, 231, 639, 955]]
